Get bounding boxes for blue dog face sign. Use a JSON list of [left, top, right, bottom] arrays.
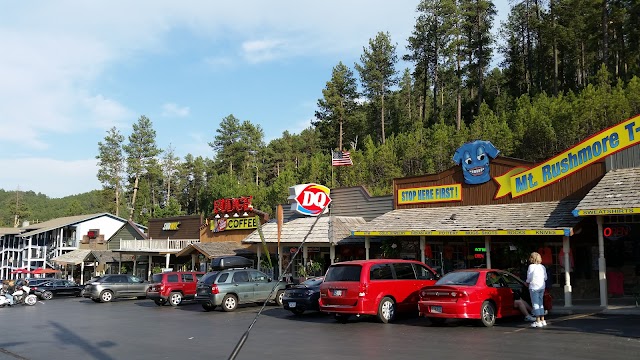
[[453, 140, 500, 185]]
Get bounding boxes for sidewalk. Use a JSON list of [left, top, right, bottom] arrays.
[[551, 296, 640, 315]]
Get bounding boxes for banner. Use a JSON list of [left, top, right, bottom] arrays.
[[494, 115, 640, 199], [398, 184, 462, 205]]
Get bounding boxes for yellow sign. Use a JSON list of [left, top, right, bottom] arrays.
[[162, 222, 181, 231], [494, 114, 640, 199], [573, 208, 640, 216], [398, 184, 462, 205], [210, 217, 258, 232], [352, 229, 570, 236]]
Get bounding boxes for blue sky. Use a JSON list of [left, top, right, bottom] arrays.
[[0, 0, 510, 198]]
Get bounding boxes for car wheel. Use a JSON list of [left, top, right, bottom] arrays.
[[222, 294, 238, 312], [334, 314, 349, 323], [202, 302, 217, 312], [480, 301, 496, 327], [428, 317, 447, 326], [154, 299, 166, 306], [291, 308, 305, 316], [275, 290, 285, 306], [377, 297, 395, 324], [99, 290, 114, 303], [169, 292, 183, 306], [41, 291, 53, 300]]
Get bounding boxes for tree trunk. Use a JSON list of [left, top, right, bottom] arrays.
[[115, 186, 120, 217], [602, 0, 609, 67], [552, 0, 558, 95], [339, 117, 343, 151], [129, 175, 140, 221], [381, 91, 386, 144]]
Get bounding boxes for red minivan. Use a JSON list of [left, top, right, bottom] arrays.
[[319, 259, 439, 323]]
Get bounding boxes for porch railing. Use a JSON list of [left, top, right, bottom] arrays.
[[119, 239, 199, 252]]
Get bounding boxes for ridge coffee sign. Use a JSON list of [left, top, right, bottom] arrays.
[[213, 196, 253, 214], [288, 183, 331, 216]]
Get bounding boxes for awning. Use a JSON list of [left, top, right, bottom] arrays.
[[573, 167, 640, 216], [352, 200, 581, 237], [241, 216, 369, 245], [51, 249, 134, 265], [175, 242, 253, 259]]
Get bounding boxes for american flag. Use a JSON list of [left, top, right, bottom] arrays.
[[332, 150, 353, 166]]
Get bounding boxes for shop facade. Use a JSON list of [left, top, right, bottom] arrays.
[[353, 115, 640, 308]]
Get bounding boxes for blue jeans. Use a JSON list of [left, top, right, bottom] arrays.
[[5, 293, 14, 305], [530, 288, 545, 316]]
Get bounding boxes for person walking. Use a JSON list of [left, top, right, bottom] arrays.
[[526, 252, 548, 327]]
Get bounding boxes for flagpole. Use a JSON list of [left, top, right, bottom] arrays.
[[331, 150, 335, 188]]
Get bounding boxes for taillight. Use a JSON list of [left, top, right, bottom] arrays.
[[31, 287, 38, 291], [358, 283, 368, 297], [211, 285, 219, 294]]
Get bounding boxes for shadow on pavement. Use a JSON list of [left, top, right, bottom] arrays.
[[48, 320, 116, 360]]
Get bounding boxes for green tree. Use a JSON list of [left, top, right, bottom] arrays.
[[96, 127, 125, 217]]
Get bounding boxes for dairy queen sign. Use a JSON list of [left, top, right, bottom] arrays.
[[288, 183, 332, 216]]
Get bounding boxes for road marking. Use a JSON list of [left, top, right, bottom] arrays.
[[504, 312, 599, 334]]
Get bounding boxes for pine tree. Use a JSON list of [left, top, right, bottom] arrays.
[[96, 127, 125, 217]]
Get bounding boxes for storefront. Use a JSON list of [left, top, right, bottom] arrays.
[[353, 115, 640, 308]]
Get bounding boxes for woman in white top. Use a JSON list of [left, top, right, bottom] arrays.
[[526, 252, 547, 327]]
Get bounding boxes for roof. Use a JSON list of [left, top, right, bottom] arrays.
[[241, 216, 368, 244], [175, 242, 253, 259], [0, 228, 22, 236], [19, 213, 147, 238], [352, 200, 581, 237], [51, 249, 134, 265], [573, 167, 640, 216]]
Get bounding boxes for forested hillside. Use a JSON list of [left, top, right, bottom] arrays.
[[4, 0, 639, 226]]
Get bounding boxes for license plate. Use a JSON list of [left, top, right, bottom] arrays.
[[333, 289, 343, 296], [431, 306, 442, 313], [288, 302, 296, 308]]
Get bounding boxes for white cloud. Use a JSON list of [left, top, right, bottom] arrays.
[[161, 103, 190, 118], [241, 39, 287, 63], [0, 158, 100, 198]]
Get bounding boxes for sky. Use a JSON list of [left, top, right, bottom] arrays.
[[0, 0, 510, 198]]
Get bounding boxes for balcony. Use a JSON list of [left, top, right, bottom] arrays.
[[119, 239, 199, 252]]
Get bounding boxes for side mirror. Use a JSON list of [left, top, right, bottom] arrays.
[[434, 273, 441, 280]]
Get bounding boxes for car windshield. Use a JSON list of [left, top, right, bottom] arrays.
[[301, 277, 324, 287], [324, 265, 361, 282], [435, 271, 480, 286], [199, 271, 220, 285]]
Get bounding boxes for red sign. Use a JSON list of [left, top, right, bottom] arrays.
[[213, 196, 253, 214], [289, 183, 331, 216]]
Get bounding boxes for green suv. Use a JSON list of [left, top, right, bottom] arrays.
[[195, 268, 286, 312]]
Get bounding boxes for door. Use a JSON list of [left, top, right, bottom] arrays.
[[486, 271, 516, 317], [57, 280, 74, 296], [126, 275, 146, 296], [367, 263, 395, 313], [231, 271, 253, 303], [181, 273, 196, 299], [391, 263, 419, 311], [250, 271, 272, 302]]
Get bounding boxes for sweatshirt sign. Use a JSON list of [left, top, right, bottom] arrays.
[[494, 114, 640, 199]]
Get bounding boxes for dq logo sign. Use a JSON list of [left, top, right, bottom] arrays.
[[288, 183, 331, 216]]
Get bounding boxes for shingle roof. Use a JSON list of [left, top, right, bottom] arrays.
[[0, 228, 22, 236], [574, 168, 640, 212], [352, 200, 581, 235], [241, 216, 368, 244], [19, 213, 146, 238], [175, 242, 253, 259], [51, 250, 92, 265], [51, 249, 134, 265]]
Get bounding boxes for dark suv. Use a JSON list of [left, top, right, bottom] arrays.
[[147, 271, 205, 306], [195, 257, 286, 312]]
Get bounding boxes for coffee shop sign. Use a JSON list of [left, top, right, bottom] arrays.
[[213, 196, 253, 214]]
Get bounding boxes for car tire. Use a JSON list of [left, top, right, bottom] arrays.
[[480, 301, 496, 327], [275, 290, 285, 306], [377, 297, 395, 324], [334, 314, 349, 323], [222, 294, 238, 312], [41, 291, 53, 300], [202, 302, 216, 312], [99, 290, 114, 303], [428, 317, 447, 326], [137, 296, 146, 300], [154, 299, 166, 306], [291, 308, 305, 316], [169, 292, 183, 306]]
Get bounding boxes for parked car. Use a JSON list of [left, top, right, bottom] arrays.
[[319, 259, 440, 323], [82, 274, 149, 303], [147, 271, 205, 306], [32, 279, 84, 300], [417, 269, 553, 327], [24, 278, 57, 287], [195, 257, 286, 312], [282, 276, 324, 315]]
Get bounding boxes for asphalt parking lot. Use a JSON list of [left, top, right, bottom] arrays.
[[0, 297, 639, 360]]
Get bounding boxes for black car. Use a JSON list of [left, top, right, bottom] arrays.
[[24, 278, 57, 287], [32, 279, 84, 300], [282, 276, 324, 315]]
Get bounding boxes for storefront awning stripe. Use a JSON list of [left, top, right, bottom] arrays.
[[573, 207, 640, 216]]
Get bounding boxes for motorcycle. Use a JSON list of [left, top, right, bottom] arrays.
[[0, 285, 38, 307]]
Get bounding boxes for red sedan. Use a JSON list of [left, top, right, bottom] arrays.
[[418, 269, 552, 327]]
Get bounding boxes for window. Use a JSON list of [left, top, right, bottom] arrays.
[[200, 271, 220, 285], [232, 271, 249, 283], [394, 263, 416, 280], [436, 271, 479, 286], [129, 276, 142, 283], [250, 271, 267, 282], [167, 274, 179, 283], [216, 273, 229, 283], [325, 265, 362, 282], [370, 264, 394, 280], [196, 273, 204, 281], [152, 274, 163, 283], [182, 273, 194, 282], [486, 271, 503, 287], [413, 264, 435, 280]]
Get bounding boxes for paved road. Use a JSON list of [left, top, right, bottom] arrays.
[[0, 297, 638, 360]]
